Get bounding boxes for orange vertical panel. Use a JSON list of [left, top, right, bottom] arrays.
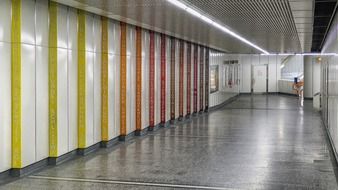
[[179, 40, 184, 117], [160, 34, 166, 123], [120, 22, 127, 136], [136, 27, 142, 132]]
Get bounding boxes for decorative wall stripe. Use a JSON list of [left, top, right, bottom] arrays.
[[136, 27, 142, 131], [179, 40, 184, 117], [120, 22, 127, 136], [78, 10, 87, 148], [101, 17, 109, 141], [149, 31, 155, 128], [193, 45, 198, 113], [170, 37, 176, 120], [205, 48, 209, 110], [11, 0, 22, 168], [186, 43, 191, 115], [49, 2, 58, 157], [199, 46, 204, 112], [160, 34, 166, 123]]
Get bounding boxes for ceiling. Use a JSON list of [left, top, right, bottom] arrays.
[[53, 0, 316, 54], [311, 0, 337, 52]]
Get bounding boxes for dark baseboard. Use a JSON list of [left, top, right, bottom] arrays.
[[100, 136, 120, 148], [304, 97, 313, 100], [209, 94, 239, 111], [77, 142, 101, 156], [10, 158, 49, 177], [48, 149, 78, 166]]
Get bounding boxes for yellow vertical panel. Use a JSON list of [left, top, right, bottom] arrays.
[[101, 17, 108, 141], [78, 10, 86, 148], [48, 2, 58, 157], [11, 0, 22, 169], [135, 27, 142, 131], [120, 22, 127, 136]]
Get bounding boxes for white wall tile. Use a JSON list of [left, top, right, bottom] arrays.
[[0, 0, 11, 43], [0, 42, 11, 172]]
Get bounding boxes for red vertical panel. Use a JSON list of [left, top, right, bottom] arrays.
[[179, 41, 184, 117], [170, 38, 176, 120], [186, 43, 191, 115], [199, 46, 204, 112], [136, 27, 142, 131], [193, 45, 198, 113], [160, 34, 166, 123], [205, 48, 209, 111], [149, 31, 155, 128]]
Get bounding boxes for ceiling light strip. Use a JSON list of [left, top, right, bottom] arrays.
[[166, 0, 270, 55]]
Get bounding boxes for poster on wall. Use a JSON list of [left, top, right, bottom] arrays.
[[210, 65, 219, 93]]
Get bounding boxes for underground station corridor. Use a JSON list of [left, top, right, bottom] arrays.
[[2, 0, 338, 189], [1, 95, 338, 189]]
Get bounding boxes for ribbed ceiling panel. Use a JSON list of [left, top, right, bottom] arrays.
[[53, 0, 313, 53]]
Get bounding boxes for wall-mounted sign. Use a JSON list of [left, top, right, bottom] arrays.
[[210, 65, 219, 93]]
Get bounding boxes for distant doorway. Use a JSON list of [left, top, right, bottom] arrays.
[[252, 65, 267, 93]]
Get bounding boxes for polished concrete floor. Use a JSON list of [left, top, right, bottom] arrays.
[[1, 94, 338, 190]]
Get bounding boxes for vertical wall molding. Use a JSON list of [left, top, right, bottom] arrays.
[[170, 37, 176, 120], [120, 22, 127, 136], [205, 48, 209, 110], [11, 0, 22, 168], [49, 2, 58, 157], [160, 34, 166, 123], [193, 45, 198, 113], [179, 40, 184, 117], [199, 46, 204, 112], [78, 10, 86, 148], [186, 43, 191, 115], [136, 27, 142, 131], [149, 31, 155, 128], [101, 17, 109, 141]]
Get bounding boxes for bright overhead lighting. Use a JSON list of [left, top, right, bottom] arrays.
[[166, 0, 270, 55], [260, 53, 337, 56]]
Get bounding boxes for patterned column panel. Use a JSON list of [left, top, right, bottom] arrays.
[[77, 10, 86, 148], [149, 31, 155, 128], [120, 22, 127, 136], [11, 0, 22, 168], [101, 17, 108, 141], [170, 37, 176, 120], [136, 27, 142, 131], [49, 1, 58, 157], [160, 34, 166, 123], [186, 43, 191, 115], [199, 46, 204, 112], [179, 40, 184, 117], [205, 48, 210, 110], [193, 45, 198, 113]]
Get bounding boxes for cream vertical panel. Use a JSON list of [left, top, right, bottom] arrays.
[[165, 37, 171, 121], [93, 15, 102, 143], [85, 13, 94, 146], [126, 25, 136, 134], [57, 5, 69, 156], [0, 0, 12, 172], [141, 30, 150, 129], [183, 42, 187, 116], [155, 33, 161, 125], [35, 0, 49, 161], [68, 8, 78, 151], [108, 20, 120, 138], [175, 40, 179, 119], [21, 0, 36, 167]]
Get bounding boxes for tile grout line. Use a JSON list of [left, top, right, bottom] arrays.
[[28, 175, 236, 190]]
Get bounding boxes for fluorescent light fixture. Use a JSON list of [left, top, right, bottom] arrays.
[[260, 53, 337, 56], [166, 0, 270, 55]]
